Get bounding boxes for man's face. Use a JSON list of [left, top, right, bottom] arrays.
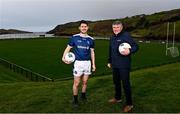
[[79, 23, 89, 34], [112, 24, 123, 35]]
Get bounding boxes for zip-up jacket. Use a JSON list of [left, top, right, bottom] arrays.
[[108, 31, 138, 69]]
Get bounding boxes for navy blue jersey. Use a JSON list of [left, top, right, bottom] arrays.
[[68, 34, 94, 60]]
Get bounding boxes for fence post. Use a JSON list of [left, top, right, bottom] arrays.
[[30, 72, 33, 81], [16, 66, 18, 73], [9, 63, 11, 70], [35, 75, 38, 81], [26, 71, 28, 78], [21, 69, 23, 74], [13, 65, 15, 72]]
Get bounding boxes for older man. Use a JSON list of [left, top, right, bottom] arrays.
[[107, 21, 138, 112]]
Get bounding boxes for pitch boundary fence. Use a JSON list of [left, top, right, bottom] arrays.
[[0, 58, 53, 82]]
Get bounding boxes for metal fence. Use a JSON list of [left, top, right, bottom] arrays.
[[0, 58, 53, 82]]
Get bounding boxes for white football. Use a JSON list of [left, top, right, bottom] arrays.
[[119, 43, 131, 53], [64, 52, 75, 63]]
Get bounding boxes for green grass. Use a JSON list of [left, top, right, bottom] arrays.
[[0, 62, 179, 113], [0, 38, 180, 80], [0, 65, 29, 83]]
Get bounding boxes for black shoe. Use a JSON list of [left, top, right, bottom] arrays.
[[81, 96, 87, 102], [72, 100, 79, 107], [81, 93, 87, 101]]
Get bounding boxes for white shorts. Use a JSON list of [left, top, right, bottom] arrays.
[[73, 60, 91, 77]]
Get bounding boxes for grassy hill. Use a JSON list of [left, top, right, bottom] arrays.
[[0, 62, 179, 113], [0, 38, 180, 79], [48, 9, 180, 41], [0, 29, 32, 35], [0, 65, 29, 83]]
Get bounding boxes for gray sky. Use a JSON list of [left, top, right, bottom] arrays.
[[0, 0, 180, 32]]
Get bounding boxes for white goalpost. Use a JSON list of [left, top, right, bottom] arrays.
[[166, 22, 179, 57]]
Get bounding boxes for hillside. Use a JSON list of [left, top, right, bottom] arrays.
[[48, 9, 180, 41], [0, 62, 179, 113], [0, 29, 32, 35]]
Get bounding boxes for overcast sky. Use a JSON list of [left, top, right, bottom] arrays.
[[0, 0, 180, 32]]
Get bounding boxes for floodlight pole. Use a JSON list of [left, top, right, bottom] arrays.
[[166, 22, 169, 56]]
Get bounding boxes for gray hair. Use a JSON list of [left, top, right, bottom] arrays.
[[112, 21, 123, 26]]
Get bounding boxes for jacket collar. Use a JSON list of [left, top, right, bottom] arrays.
[[113, 30, 125, 37]]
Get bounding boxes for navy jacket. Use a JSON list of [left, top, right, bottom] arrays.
[[108, 31, 138, 69]]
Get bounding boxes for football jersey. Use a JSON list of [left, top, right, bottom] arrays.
[[68, 34, 94, 60]]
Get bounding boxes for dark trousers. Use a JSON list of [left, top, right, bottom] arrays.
[[112, 68, 132, 105]]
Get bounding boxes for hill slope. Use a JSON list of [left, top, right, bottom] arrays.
[[48, 9, 180, 40], [0, 29, 32, 35], [0, 62, 179, 113]]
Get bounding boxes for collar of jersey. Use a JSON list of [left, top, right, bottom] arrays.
[[79, 33, 89, 38]]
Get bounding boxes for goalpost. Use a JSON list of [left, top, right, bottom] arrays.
[[166, 22, 179, 57]]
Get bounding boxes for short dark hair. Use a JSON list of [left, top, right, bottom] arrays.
[[112, 21, 123, 27], [79, 20, 88, 26]]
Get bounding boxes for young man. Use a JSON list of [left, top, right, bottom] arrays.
[[107, 21, 138, 112], [62, 20, 96, 106]]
